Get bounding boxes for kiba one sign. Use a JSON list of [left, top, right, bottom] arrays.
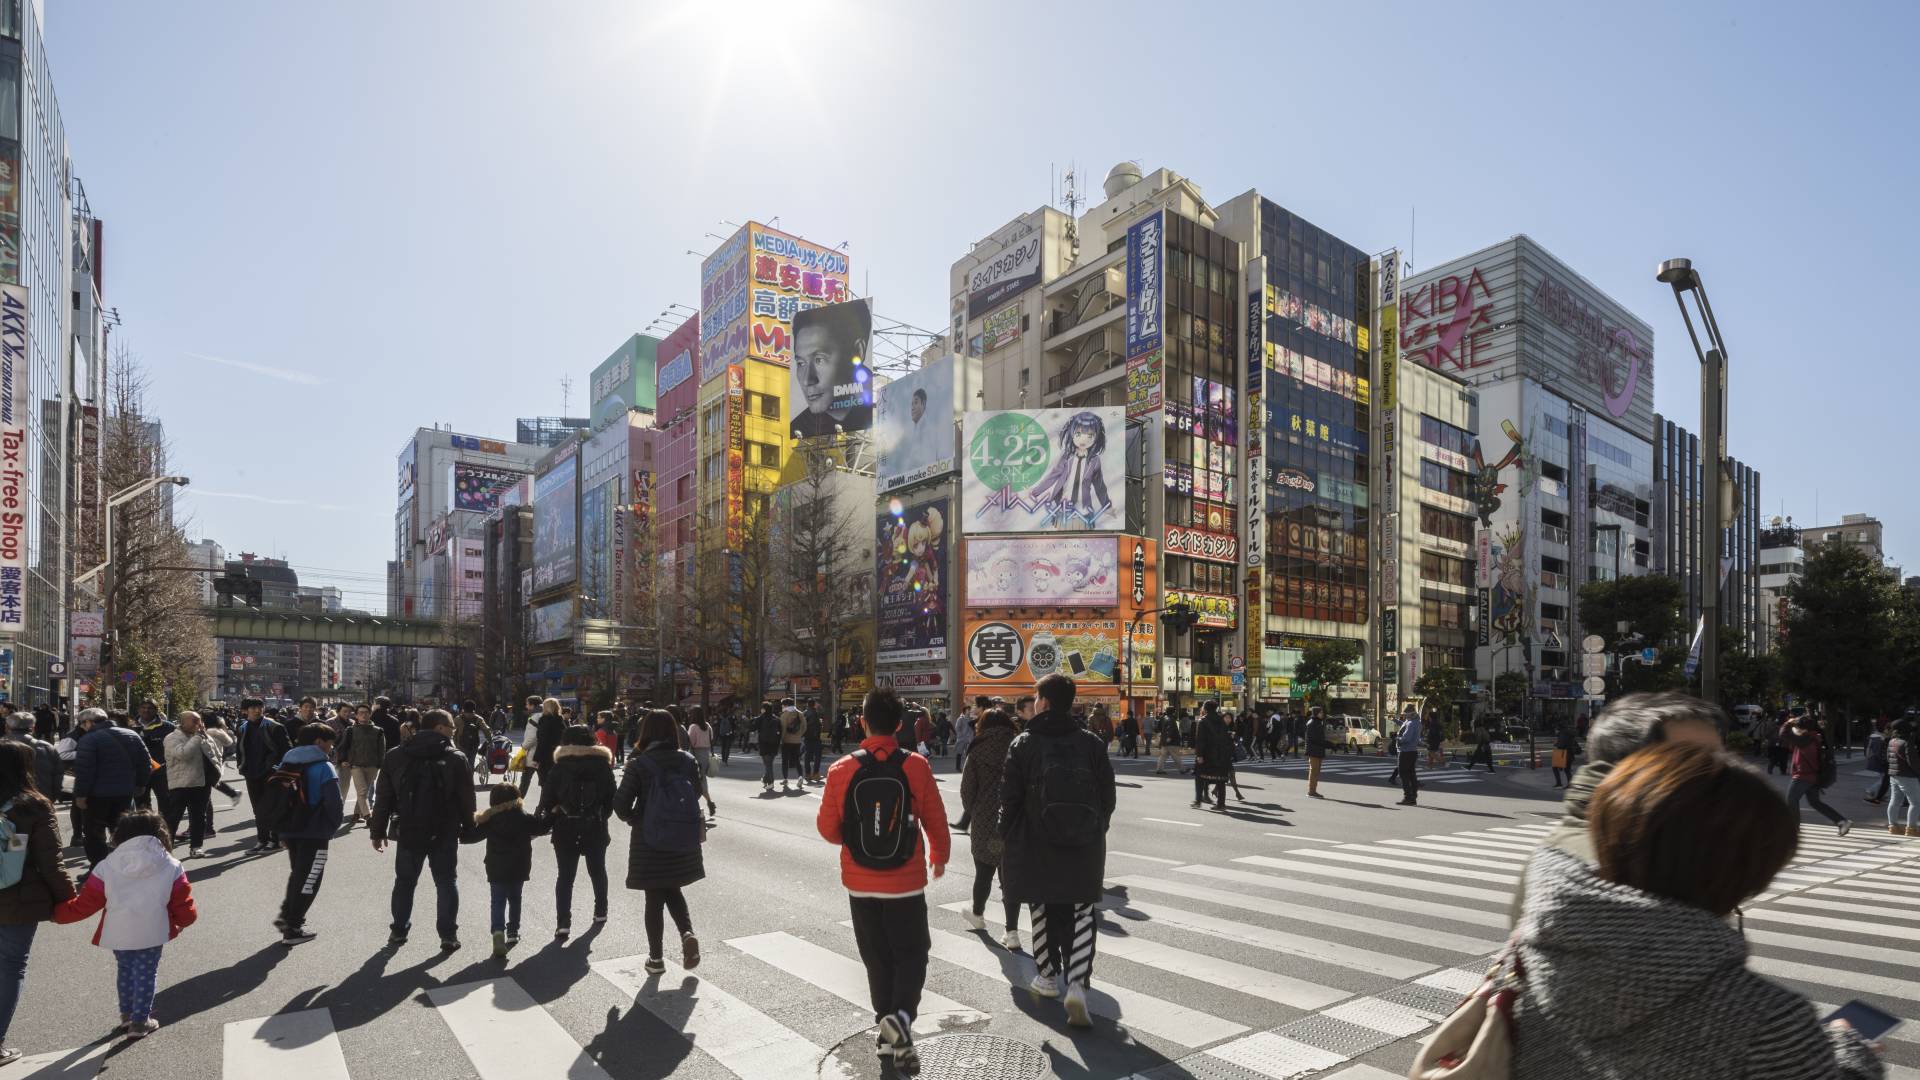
[[0, 285, 27, 634]]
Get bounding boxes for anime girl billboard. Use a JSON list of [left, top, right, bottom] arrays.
[[961, 407, 1125, 534]]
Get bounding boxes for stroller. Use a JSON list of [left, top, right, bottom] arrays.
[[485, 734, 518, 782]]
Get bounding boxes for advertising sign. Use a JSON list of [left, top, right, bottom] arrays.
[[876, 497, 949, 664], [0, 152, 17, 283], [875, 356, 959, 493], [452, 463, 526, 514], [531, 454, 578, 593], [1124, 349, 1163, 419], [1162, 523, 1237, 565], [967, 231, 1044, 319], [396, 438, 416, 498], [657, 345, 694, 396], [789, 298, 874, 439], [961, 407, 1124, 534], [963, 536, 1117, 608], [448, 434, 509, 454], [590, 335, 657, 432], [1164, 588, 1236, 629], [1125, 212, 1164, 357], [748, 223, 852, 367], [725, 366, 746, 550], [963, 616, 1122, 686], [0, 285, 27, 635], [981, 304, 1022, 351], [580, 481, 612, 619], [699, 228, 751, 382], [530, 598, 573, 644]]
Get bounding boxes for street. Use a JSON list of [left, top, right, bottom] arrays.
[[7, 747, 1916, 1080]]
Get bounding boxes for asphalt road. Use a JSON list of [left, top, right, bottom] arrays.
[[6, 744, 1915, 1080]]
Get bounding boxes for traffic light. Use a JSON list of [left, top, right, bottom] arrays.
[[214, 571, 264, 608], [1160, 602, 1201, 637]]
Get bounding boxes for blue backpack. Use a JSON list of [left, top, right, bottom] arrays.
[[634, 753, 704, 854]]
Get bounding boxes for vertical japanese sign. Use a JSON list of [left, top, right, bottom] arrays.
[[725, 365, 746, 550], [1124, 212, 1164, 419], [0, 284, 28, 635], [699, 228, 751, 384], [1244, 255, 1266, 572], [748, 223, 851, 367], [1377, 251, 1400, 618]]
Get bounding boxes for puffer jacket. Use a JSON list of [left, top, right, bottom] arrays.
[[1890, 733, 1918, 779], [162, 729, 219, 791], [0, 793, 74, 924], [816, 736, 947, 896], [53, 835, 196, 950], [997, 710, 1114, 906], [336, 722, 388, 770], [1509, 847, 1880, 1079], [275, 744, 344, 841], [370, 731, 476, 849], [537, 744, 617, 846], [616, 741, 706, 891], [466, 798, 548, 883], [72, 724, 152, 799], [1, 734, 60, 801], [959, 723, 1016, 865]]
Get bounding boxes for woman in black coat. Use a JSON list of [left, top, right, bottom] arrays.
[[538, 726, 617, 936], [614, 710, 705, 975], [958, 709, 1021, 947]]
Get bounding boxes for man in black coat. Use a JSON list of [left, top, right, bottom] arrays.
[[1191, 701, 1235, 811], [370, 709, 476, 950], [997, 673, 1115, 1028], [235, 697, 291, 852]]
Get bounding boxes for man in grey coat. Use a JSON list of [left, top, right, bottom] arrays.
[[3, 711, 60, 801]]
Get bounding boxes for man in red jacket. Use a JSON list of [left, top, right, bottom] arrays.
[[816, 688, 949, 1073]]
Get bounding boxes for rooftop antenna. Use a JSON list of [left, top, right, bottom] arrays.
[[559, 375, 574, 415], [1409, 206, 1416, 272], [1062, 163, 1080, 258]]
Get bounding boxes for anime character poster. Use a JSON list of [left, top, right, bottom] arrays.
[[961, 407, 1125, 534], [876, 497, 948, 663], [962, 537, 1118, 608]]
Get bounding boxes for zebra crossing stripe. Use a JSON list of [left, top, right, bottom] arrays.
[[1286, 848, 1520, 885], [1745, 926, 1920, 962], [1332, 844, 1529, 874], [1172, 863, 1509, 930], [1110, 874, 1502, 954], [592, 955, 852, 1080], [1807, 885, 1920, 907], [1234, 855, 1514, 905], [1436, 832, 1540, 851], [1375, 838, 1527, 863], [12, 1039, 111, 1078], [222, 1008, 351, 1080], [1100, 893, 1433, 979], [1751, 955, 1920, 1001], [1770, 894, 1920, 922], [727, 931, 988, 1036], [426, 979, 612, 1080]]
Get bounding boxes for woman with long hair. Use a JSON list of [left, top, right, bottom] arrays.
[[684, 707, 718, 819], [614, 710, 705, 974], [958, 708, 1022, 949], [0, 742, 76, 1063]]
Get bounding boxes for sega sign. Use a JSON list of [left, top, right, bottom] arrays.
[[658, 348, 693, 394]]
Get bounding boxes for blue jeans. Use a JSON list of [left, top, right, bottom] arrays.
[[489, 881, 523, 935], [391, 837, 460, 940], [1786, 779, 1844, 825], [0, 923, 36, 1043], [1889, 775, 1920, 830]]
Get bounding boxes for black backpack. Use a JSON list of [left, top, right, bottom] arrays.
[[841, 749, 916, 870], [1030, 735, 1100, 847], [634, 754, 704, 854], [1816, 737, 1838, 789], [257, 763, 310, 834], [396, 755, 448, 842]]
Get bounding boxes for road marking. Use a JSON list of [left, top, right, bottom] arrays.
[[1323, 996, 1438, 1037], [1750, 955, 1920, 1001], [728, 931, 987, 1035], [427, 979, 612, 1080], [1332, 844, 1530, 874], [1206, 1031, 1348, 1076], [222, 1008, 350, 1080], [1770, 894, 1920, 921], [1233, 855, 1513, 905], [1286, 848, 1520, 884], [1437, 833, 1539, 852], [1855, 875, 1920, 894], [1745, 926, 1920, 961], [1807, 885, 1920, 906], [1376, 838, 1528, 862], [1322, 1065, 1411, 1080], [1100, 894, 1432, 979], [1142, 816, 1204, 827], [1173, 863, 1509, 929], [916, 925, 1248, 1046], [1264, 833, 1343, 843], [1109, 850, 1183, 864], [12, 1041, 111, 1079], [593, 955, 851, 1080], [1111, 874, 1501, 954]]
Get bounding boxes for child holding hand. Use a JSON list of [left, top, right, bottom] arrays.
[[54, 811, 198, 1038]]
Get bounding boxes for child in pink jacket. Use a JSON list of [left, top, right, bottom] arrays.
[[54, 811, 198, 1038]]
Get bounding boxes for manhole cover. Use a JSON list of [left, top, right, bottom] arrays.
[[914, 1033, 1048, 1079]]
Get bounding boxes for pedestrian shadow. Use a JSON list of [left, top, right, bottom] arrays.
[[267, 942, 457, 1040], [579, 982, 697, 1079], [152, 942, 294, 1018], [1399, 804, 1514, 819]]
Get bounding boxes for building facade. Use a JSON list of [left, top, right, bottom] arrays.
[[1802, 513, 1886, 565], [1652, 414, 1762, 652]]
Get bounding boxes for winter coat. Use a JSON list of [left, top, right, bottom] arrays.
[[1890, 734, 1919, 779], [138, 721, 176, 780], [1395, 714, 1423, 754], [1865, 731, 1888, 774], [1509, 846, 1880, 1080], [754, 710, 781, 751], [53, 835, 197, 950], [336, 722, 388, 770], [533, 712, 568, 771], [1, 733, 60, 801], [1506, 759, 1610, 927], [536, 744, 617, 847], [1192, 715, 1235, 780], [780, 708, 805, 746], [1302, 716, 1328, 758], [997, 710, 1114, 906], [236, 717, 291, 780], [816, 736, 948, 896], [465, 798, 548, 883], [1782, 727, 1824, 781], [959, 723, 1016, 866], [614, 741, 706, 891], [162, 730, 219, 791], [73, 724, 153, 799], [953, 713, 974, 754], [275, 744, 344, 841], [0, 793, 74, 924], [370, 730, 477, 849]]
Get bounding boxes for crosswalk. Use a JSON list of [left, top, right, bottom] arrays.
[[18, 821, 1919, 1080], [1113, 752, 1495, 786]]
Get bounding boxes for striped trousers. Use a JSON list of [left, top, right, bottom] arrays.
[[1030, 903, 1097, 987]]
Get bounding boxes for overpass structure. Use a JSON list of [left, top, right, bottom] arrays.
[[203, 607, 466, 649]]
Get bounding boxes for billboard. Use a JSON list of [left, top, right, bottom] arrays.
[[961, 407, 1124, 534], [1125, 212, 1164, 357], [963, 616, 1122, 686], [789, 298, 874, 439], [530, 598, 573, 644], [0, 285, 27, 635], [699, 227, 751, 383], [451, 463, 526, 514], [590, 334, 657, 432], [748, 223, 852, 367], [580, 481, 612, 618], [963, 536, 1117, 608], [875, 356, 958, 493], [981, 304, 1022, 351], [967, 231, 1044, 319], [531, 453, 578, 593], [876, 497, 948, 664]]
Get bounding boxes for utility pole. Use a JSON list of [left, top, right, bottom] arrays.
[[1657, 259, 1731, 707]]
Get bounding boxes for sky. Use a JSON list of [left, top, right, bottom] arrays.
[[48, 0, 1920, 608]]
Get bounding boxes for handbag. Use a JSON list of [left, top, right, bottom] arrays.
[[1409, 943, 1522, 1079]]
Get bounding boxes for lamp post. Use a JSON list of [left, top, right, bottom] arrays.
[[75, 475, 190, 709], [1123, 600, 1199, 724], [1656, 258, 1731, 707]]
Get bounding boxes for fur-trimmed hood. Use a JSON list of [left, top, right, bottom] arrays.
[[476, 798, 524, 824], [553, 744, 613, 764]]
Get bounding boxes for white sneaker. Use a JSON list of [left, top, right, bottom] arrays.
[[1001, 929, 1022, 951], [962, 910, 986, 931], [1837, 820, 1853, 838], [1064, 981, 1091, 1027], [1028, 972, 1061, 999]]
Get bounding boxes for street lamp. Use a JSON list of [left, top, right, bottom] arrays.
[[1656, 258, 1732, 706], [1122, 601, 1199, 723], [75, 475, 189, 709]]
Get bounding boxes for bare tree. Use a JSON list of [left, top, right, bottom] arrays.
[[99, 349, 215, 709], [767, 445, 873, 719]]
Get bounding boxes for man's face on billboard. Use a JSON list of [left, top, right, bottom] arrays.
[[910, 393, 926, 423], [795, 324, 852, 416]]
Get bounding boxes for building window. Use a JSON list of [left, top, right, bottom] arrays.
[[1418, 414, 1474, 458], [1419, 551, 1471, 587], [1418, 505, 1474, 546], [1419, 460, 1473, 500], [759, 393, 779, 419]]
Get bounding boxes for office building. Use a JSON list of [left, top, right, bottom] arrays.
[[1652, 414, 1762, 652], [1802, 513, 1886, 564], [217, 554, 303, 702], [652, 315, 698, 700]]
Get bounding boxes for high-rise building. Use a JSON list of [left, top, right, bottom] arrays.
[[1801, 513, 1886, 564], [218, 554, 302, 702], [1402, 236, 1658, 715], [1756, 518, 1804, 649], [652, 316, 699, 701], [1652, 414, 1762, 653]]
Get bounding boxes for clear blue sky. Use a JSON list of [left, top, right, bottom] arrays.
[[49, 0, 1920, 606]]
